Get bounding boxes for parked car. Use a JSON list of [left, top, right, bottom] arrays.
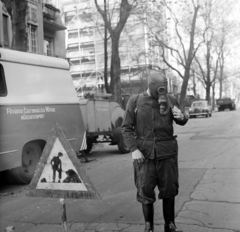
[[188, 100, 212, 118]]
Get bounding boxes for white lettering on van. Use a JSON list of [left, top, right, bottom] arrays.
[[6, 106, 55, 120], [45, 107, 55, 112], [6, 108, 24, 114], [23, 107, 46, 114], [21, 114, 45, 120]]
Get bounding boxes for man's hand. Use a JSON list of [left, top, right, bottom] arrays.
[[172, 106, 184, 120], [132, 149, 144, 164]]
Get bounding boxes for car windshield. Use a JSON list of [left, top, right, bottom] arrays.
[[192, 101, 206, 107]]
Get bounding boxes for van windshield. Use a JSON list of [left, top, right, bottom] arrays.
[[0, 64, 7, 96]]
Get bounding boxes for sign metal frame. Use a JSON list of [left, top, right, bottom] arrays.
[[27, 123, 101, 199]]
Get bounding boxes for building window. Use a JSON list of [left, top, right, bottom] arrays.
[[0, 64, 7, 97], [44, 37, 54, 56], [27, 5, 38, 24], [3, 15, 9, 47], [28, 24, 38, 53]]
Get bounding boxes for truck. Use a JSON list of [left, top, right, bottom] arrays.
[[79, 98, 129, 154], [216, 98, 236, 111], [0, 48, 85, 184]]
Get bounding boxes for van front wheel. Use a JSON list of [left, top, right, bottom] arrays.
[[7, 142, 42, 184]]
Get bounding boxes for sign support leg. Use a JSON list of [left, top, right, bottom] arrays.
[[60, 198, 68, 232]]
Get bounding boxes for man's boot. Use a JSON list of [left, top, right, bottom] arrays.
[[163, 197, 183, 232], [142, 203, 154, 232], [164, 222, 183, 232]]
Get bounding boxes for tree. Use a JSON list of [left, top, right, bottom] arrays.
[[94, 0, 137, 103], [138, 0, 208, 110], [193, 0, 218, 103], [194, 0, 239, 101], [2, 0, 28, 51], [103, 0, 109, 93], [217, 21, 233, 98]]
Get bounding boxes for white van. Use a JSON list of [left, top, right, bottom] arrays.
[[0, 48, 85, 184]]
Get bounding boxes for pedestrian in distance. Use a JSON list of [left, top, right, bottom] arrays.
[[50, 152, 63, 183], [121, 70, 189, 232]]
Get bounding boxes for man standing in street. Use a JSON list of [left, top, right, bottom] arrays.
[[122, 71, 188, 232]]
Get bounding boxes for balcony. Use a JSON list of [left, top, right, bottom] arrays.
[[70, 63, 96, 73], [68, 36, 94, 44], [67, 50, 95, 58], [43, 4, 66, 31], [43, 4, 59, 20]]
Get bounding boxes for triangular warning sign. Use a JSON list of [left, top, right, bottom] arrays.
[[27, 123, 101, 199]]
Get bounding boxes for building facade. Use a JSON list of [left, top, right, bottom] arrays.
[[62, 0, 167, 98], [0, 0, 66, 58]]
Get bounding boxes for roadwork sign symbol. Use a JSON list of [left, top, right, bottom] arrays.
[[27, 123, 101, 199]]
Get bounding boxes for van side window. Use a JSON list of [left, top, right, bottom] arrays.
[[0, 64, 7, 96]]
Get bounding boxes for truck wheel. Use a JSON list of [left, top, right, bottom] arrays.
[[117, 134, 129, 154], [7, 142, 42, 184], [84, 139, 93, 154]]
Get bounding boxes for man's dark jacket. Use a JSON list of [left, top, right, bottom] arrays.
[[121, 91, 188, 160]]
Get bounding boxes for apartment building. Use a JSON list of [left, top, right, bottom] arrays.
[[63, 0, 167, 97], [0, 0, 66, 58]]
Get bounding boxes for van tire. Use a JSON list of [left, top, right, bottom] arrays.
[[7, 142, 42, 184], [117, 134, 129, 154]]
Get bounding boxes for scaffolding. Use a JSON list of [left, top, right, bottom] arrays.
[[63, 0, 166, 98]]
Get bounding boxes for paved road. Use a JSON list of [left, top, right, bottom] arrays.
[[0, 109, 239, 232]]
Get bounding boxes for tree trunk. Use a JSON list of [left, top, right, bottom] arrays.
[[3, 0, 28, 51], [110, 35, 121, 103], [206, 83, 211, 102], [205, 42, 211, 102], [212, 83, 215, 110], [103, 0, 109, 93], [179, 67, 190, 110], [192, 70, 197, 96], [179, 5, 200, 110], [219, 64, 224, 98]]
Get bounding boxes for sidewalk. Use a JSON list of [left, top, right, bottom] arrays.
[[3, 221, 233, 232]]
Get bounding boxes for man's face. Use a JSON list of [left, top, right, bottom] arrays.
[[148, 82, 168, 100], [148, 72, 168, 100]]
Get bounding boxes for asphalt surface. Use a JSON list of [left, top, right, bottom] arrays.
[[0, 108, 240, 232]]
